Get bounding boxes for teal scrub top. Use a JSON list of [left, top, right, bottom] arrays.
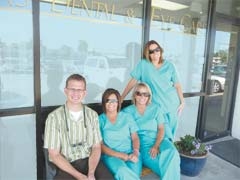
[[131, 59, 180, 112], [123, 103, 173, 146], [99, 111, 139, 153]]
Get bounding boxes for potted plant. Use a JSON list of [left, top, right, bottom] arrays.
[[174, 134, 212, 177]]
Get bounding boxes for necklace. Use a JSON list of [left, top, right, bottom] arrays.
[[63, 105, 86, 147]]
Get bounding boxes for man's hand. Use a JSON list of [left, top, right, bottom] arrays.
[[76, 173, 88, 180], [88, 173, 95, 180]]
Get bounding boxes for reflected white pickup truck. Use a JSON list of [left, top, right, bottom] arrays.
[[83, 55, 127, 88]]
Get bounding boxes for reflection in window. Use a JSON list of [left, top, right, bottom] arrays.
[[210, 28, 237, 94], [216, 0, 240, 17], [0, 1, 34, 109], [176, 96, 200, 139], [40, 0, 143, 105], [0, 114, 36, 180], [150, 0, 209, 93]]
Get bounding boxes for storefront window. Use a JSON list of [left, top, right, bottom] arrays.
[[176, 96, 200, 139], [40, 0, 143, 106], [0, 114, 36, 180], [150, 0, 209, 93], [0, 0, 34, 109]]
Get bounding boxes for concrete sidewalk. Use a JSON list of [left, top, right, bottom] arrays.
[[141, 152, 240, 180]]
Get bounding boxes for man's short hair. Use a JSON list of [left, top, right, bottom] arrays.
[[65, 74, 86, 89]]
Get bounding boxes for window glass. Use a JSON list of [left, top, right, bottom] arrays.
[[176, 96, 200, 139], [150, 0, 209, 92], [0, 114, 36, 180], [0, 0, 34, 109], [40, 0, 143, 105], [216, 0, 240, 17]]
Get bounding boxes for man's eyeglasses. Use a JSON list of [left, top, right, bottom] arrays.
[[106, 99, 118, 103], [135, 91, 150, 97], [66, 88, 85, 93], [149, 47, 161, 54]]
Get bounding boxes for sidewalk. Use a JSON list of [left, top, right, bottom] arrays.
[[142, 152, 240, 180]]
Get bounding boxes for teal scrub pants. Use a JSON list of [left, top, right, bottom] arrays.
[[102, 155, 142, 180], [141, 139, 180, 180]]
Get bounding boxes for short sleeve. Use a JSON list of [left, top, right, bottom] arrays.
[[44, 113, 61, 150], [130, 59, 144, 81], [127, 114, 139, 133], [171, 62, 180, 84], [98, 113, 105, 138], [90, 111, 102, 145]]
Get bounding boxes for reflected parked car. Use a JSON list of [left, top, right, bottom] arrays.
[[83, 55, 127, 88], [211, 65, 227, 77], [210, 65, 227, 93], [211, 75, 225, 93]]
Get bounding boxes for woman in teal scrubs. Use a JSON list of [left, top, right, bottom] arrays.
[[99, 88, 142, 180], [123, 83, 180, 180], [121, 40, 184, 138]]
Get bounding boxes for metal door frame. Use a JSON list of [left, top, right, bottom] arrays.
[[196, 7, 240, 141]]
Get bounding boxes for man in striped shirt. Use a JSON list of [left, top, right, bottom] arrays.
[[44, 74, 113, 180]]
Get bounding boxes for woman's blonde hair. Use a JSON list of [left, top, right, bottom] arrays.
[[132, 82, 152, 105]]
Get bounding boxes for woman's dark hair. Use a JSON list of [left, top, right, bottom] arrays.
[[143, 40, 164, 64], [101, 88, 121, 113]]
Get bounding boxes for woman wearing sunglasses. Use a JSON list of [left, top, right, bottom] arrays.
[[99, 88, 142, 180], [123, 83, 180, 180], [121, 40, 184, 138]]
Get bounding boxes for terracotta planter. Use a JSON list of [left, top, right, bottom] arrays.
[[179, 152, 207, 177]]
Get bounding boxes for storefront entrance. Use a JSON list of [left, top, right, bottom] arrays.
[[199, 13, 240, 141]]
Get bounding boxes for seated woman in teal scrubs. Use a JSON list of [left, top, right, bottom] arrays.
[[99, 88, 142, 180], [123, 83, 180, 180]]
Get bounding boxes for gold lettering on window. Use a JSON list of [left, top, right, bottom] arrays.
[[180, 14, 191, 33], [91, 1, 109, 19], [151, 7, 160, 21], [51, 0, 65, 13], [71, 0, 90, 16], [16, 0, 28, 7], [3, 0, 207, 34], [126, 8, 135, 23], [71, 0, 80, 15], [7, 0, 28, 7], [109, 4, 116, 21]]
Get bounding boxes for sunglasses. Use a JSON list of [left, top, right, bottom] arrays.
[[135, 91, 150, 97], [149, 47, 161, 54], [106, 99, 118, 103]]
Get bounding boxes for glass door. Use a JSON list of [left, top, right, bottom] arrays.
[[199, 15, 240, 141]]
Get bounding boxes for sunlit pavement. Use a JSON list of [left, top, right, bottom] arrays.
[[141, 152, 240, 180]]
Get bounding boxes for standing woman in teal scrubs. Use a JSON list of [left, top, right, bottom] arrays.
[[99, 88, 142, 180], [121, 40, 184, 138], [123, 83, 180, 180]]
